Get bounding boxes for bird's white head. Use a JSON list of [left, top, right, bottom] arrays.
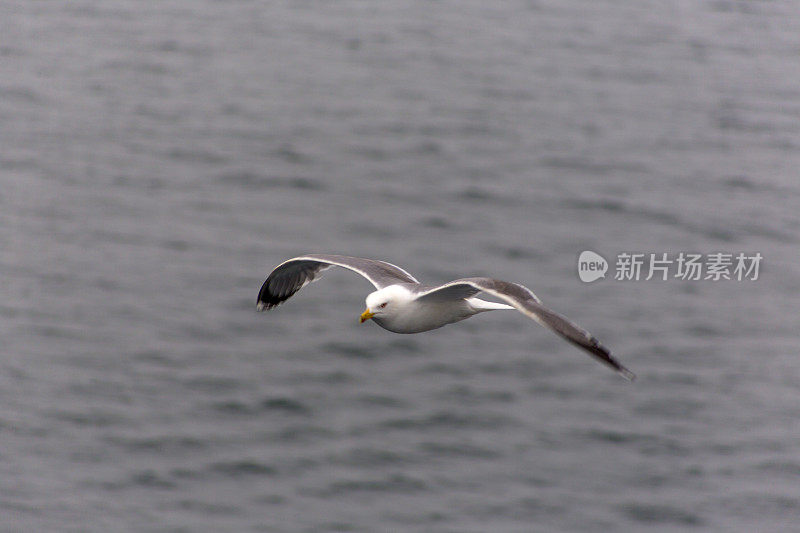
[[360, 285, 412, 324]]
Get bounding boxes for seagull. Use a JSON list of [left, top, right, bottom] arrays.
[[257, 254, 635, 380]]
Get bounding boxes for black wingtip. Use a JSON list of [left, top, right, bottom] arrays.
[[256, 278, 283, 311], [599, 348, 636, 382], [618, 366, 637, 382], [599, 350, 636, 381], [580, 337, 636, 382]]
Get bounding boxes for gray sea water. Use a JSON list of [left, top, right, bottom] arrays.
[[3, 1, 800, 531]]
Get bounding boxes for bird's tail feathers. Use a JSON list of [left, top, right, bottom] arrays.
[[467, 298, 515, 313]]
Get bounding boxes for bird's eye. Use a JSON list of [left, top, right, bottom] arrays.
[[379, 302, 388, 308]]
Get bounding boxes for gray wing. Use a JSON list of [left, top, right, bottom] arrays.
[[415, 277, 635, 381], [257, 254, 419, 311]]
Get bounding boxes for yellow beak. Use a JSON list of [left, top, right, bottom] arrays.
[[359, 308, 374, 323]]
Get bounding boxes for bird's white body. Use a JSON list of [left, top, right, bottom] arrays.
[[365, 284, 513, 333]]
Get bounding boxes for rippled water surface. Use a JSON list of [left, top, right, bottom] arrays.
[[3, 1, 800, 531]]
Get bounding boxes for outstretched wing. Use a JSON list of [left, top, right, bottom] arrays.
[[257, 254, 419, 311], [415, 277, 635, 381]]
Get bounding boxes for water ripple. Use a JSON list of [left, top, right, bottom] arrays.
[[619, 502, 706, 526], [315, 473, 428, 497], [206, 459, 278, 478]]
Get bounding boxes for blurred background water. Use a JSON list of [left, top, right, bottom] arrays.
[[2, 1, 800, 531]]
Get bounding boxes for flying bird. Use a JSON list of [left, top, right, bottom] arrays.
[[257, 254, 635, 380]]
